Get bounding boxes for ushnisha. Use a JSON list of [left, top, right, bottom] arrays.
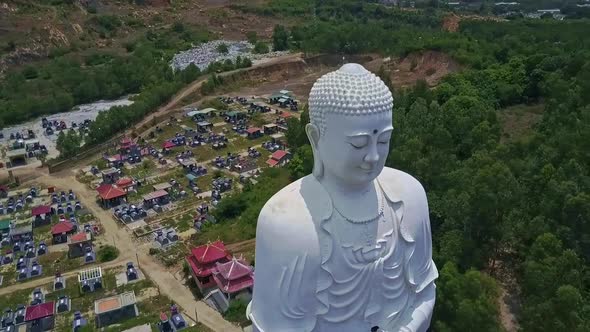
[[248, 63, 438, 332]]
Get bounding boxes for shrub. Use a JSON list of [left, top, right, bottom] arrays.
[[216, 43, 229, 54], [253, 41, 269, 54], [223, 299, 248, 323], [97, 245, 119, 262], [172, 22, 185, 33]]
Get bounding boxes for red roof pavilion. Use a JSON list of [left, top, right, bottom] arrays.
[[69, 232, 91, 243], [25, 301, 55, 321], [266, 159, 279, 167], [163, 141, 176, 149], [271, 150, 288, 160], [192, 240, 229, 264], [51, 221, 74, 235], [116, 177, 133, 188], [96, 184, 127, 200], [280, 112, 292, 118], [246, 127, 261, 135], [186, 241, 232, 278], [212, 257, 254, 294], [32, 205, 52, 216]]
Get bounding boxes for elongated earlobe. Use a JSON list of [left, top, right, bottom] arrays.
[[305, 123, 324, 179]]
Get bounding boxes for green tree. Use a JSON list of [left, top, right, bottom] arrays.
[[433, 262, 501, 332], [56, 129, 82, 158], [253, 41, 269, 54], [216, 43, 229, 54], [180, 63, 201, 84], [287, 145, 313, 180], [284, 105, 309, 150], [272, 25, 289, 51]]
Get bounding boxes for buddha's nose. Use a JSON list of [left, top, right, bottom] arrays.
[[364, 144, 380, 164]]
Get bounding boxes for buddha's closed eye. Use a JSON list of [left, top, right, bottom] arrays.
[[348, 136, 369, 148]]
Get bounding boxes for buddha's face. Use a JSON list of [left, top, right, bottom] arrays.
[[314, 111, 393, 187]]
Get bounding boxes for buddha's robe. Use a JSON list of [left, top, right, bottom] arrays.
[[249, 167, 438, 332]]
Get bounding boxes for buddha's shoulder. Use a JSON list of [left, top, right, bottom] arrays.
[[379, 167, 427, 201], [257, 175, 319, 235]]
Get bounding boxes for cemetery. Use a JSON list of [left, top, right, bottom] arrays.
[[0, 263, 211, 332], [0, 129, 49, 168], [0, 185, 102, 288], [71, 91, 293, 280]]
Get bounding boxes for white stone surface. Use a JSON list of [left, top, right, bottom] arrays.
[[249, 64, 438, 332], [0, 95, 135, 159], [170, 40, 289, 71]]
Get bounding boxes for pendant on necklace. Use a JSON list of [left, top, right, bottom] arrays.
[[364, 223, 373, 245]]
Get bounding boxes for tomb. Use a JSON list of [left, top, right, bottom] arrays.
[[94, 291, 138, 328], [78, 267, 102, 293]]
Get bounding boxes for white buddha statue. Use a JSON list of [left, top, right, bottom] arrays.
[[247, 63, 438, 332]]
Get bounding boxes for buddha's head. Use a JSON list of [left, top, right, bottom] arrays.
[[307, 63, 393, 187]]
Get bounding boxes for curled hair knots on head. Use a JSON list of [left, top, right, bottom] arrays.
[[308, 63, 393, 136]]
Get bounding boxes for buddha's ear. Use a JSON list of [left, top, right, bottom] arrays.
[[305, 123, 324, 179]]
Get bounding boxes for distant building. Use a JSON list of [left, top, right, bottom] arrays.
[[6, 148, 27, 167], [51, 221, 76, 244], [142, 190, 170, 209], [116, 178, 135, 192], [24, 301, 55, 331], [0, 219, 10, 240], [101, 168, 120, 184], [94, 291, 138, 328], [96, 184, 127, 208], [246, 127, 263, 139], [263, 124, 278, 135], [68, 232, 93, 258], [212, 257, 254, 302], [266, 150, 291, 167], [186, 241, 232, 292]]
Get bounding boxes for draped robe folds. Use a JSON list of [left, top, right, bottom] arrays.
[[249, 167, 438, 332]]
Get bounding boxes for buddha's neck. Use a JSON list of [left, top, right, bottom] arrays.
[[319, 174, 376, 201]]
